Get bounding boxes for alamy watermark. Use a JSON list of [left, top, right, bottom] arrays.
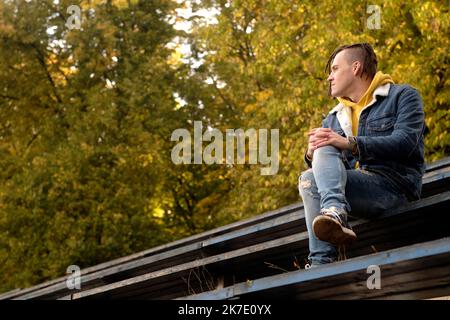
[[171, 121, 279, 175], [66, 5, 82, 30], [367, 5, 381, 30], [366, 265, 381, 289], [66, 265, 81, 290]]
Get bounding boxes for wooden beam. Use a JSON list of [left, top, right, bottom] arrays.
[[181, 238, 450, 300]]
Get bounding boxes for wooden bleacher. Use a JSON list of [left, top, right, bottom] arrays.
[[1, 157, 449, 300]]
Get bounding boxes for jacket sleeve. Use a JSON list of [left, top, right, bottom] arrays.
[[356, 87, 425, 162]]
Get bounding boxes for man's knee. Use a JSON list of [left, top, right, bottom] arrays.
[[299, 169, 316, 193], [313, 145, 341, 159]]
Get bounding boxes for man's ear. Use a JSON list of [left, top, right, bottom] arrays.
[[352, 61, 362, 76]]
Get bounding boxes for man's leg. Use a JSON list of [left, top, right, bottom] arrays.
[[299, 168, 337, 265], [299, 145, 409, 266], [312, 145, 350, 211], [312, 144, 409, 217], [309, 146, 356, 245], [299, 145, 349, 265], [345, 169, 409, 216]]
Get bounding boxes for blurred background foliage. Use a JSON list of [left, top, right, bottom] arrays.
[[0, 0, 448, 292]]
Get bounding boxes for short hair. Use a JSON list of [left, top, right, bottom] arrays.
[[325, 43, 378, 80]]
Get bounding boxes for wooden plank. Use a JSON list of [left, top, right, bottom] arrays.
[[425, 156, 450, 172], [15, 211, 304, 299], [421, 166, 450, 197], [200, 211, 305, 250], [12, 190, 450, 300], [315, 265, 450, 300], [2, 204, 303, 300], [15, 244, 205, 300], [3, 203, 303, 300], [423, 165, 450, 180], [180, 238, 450, 300], [268, 242, 450, 300], [371, 285, 450, 300], [282, 255, 450, 299], [226, 197, 450, 289], [70, 195, 450, 300], [68, 232, 306, 300], [81, 215, 450, 298]]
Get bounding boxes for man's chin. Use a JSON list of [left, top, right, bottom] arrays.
[[330, 89, 342, 98]]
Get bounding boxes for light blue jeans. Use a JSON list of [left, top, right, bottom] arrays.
[[298, 145, 409, 265]]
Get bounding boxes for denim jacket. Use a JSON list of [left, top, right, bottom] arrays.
[[305, 83, 425, 201]]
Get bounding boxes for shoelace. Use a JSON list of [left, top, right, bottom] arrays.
[[320, 208, 345, 226]]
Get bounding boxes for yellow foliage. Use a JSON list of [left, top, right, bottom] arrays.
[[244, 103, 257, 113]]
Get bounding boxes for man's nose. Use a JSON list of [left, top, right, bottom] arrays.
[[327, 74, 333, 82]]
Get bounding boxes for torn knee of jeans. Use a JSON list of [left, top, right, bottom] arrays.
[[299, 169, 313, 190], [299, 171, 319, 199], [300, 185, 319, 199], [300, 179, 312, 189]]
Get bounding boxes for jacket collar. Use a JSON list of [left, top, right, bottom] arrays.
[[328, 83, 391, 115]]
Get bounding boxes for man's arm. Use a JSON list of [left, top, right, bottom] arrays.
[[356, 87, 425, 162]]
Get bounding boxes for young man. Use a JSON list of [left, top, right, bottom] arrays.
[[298, 43, 425, 267]]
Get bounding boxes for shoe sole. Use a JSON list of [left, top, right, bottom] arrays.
[[312, 215, 357, 245]]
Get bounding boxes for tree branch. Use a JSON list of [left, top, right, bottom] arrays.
[[31, 43, 63, 104]]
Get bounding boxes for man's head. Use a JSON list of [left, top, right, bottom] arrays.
[[325, 43, 378, 98]]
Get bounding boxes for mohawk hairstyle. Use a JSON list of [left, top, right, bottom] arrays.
[[325, 43, 378, 80]]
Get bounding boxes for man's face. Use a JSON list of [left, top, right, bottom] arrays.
[[327, 50, 356, 98]]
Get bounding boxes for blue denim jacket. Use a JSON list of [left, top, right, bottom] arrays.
[[306, 84, 425, 201]]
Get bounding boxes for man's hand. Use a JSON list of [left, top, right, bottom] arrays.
[[307, 128, 349, 158]]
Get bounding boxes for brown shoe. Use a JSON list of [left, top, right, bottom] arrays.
[[312, 207, 357, 245]]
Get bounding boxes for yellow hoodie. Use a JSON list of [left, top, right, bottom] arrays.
[[338, 71, 394, 136]]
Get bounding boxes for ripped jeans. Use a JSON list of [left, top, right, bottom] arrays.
[[298, 145, 409, 265]]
